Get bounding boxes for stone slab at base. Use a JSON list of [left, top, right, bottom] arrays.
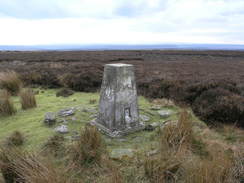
[[90, 119, 145, 138]]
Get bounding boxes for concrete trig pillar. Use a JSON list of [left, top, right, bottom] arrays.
[[91, 63, 144, 137]]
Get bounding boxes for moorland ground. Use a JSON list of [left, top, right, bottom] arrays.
[[0, 50, 244, 182], [0, 50, 244, 126]]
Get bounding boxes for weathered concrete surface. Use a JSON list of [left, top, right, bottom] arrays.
[[91, 63, 144, 137]]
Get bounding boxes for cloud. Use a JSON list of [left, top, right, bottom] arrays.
[[0, 0, 244, 45]]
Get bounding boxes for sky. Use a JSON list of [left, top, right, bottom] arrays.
[[0, 0, 244, 45]]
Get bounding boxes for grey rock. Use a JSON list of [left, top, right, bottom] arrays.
[[90, 113, 98, 119], [44, 112, 56, 126], [147, 149, 159, 156], [140, 115, 150, 122], [158, 110, 174, 118], [150, 105, 161, 110], [151, 122, 160, 128], [110, 149, 134, 160], [54, 125, 69, 134], [58, 108, 75, 117], [71, 117, 77, 121]]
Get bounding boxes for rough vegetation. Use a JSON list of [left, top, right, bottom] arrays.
[[0, 71, 22, 95], [0, 50, 244, 126], [19, 88, 37, 110], [0, 90, 16, 116], [0, 50, 243, 182], [6, 131, 24, 147], [69, 125, 106, 166]]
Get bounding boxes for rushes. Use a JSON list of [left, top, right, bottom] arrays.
[[70, 125, 106, 166], [0, 90, 16, 116], [19, 88, 37, 110]]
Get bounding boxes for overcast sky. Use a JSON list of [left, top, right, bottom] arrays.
[[0, 0, 244, 45]]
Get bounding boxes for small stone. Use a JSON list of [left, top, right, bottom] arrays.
[[151, 122, 160, 128], [90, 113, 98, 119], [110, 149, 134, 160], [147, 149, 159, 156], [158, 110, 174, 118], [71, 117, 77, 121], [58, 108, 75, 117], [54, 125, 69, 134], [140, 115, 150, 122], [150, 105, 161, 110], [44, 112, 56, 126]]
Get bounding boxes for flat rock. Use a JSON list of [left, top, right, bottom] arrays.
[[44, 112, 56, 126], [150, 105, 161, 110], [151, 122, 160, 128], [147, 149, 159, 156], [110, 149, 134, 160], [90, 113, 98, 119], [54, 125, 69, 134], [158, 110, 174, 118], [140, 115, 150, 122], [58, 108, 75, 117]]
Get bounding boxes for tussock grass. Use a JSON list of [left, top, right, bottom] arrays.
[[70, 125, 106, 166], [143, 109, 240, 183], [0, 146, 22, 183], [6, 131, 24, 147], [42, 135, 65, 157], [0, 71, 22, 95], [0, 90, 16, 116], [19, 88, 37, 110], [13, 153, 69, 183]]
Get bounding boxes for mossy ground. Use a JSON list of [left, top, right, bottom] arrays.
[[1, 89, 241, 151], [0, 89, 184, 151]]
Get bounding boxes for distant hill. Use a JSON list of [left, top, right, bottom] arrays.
[[0, 44, 244, 51]]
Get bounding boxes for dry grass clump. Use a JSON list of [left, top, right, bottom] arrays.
[[144, 110, 193, 182], [13, 153, 69, 183], [143, 110, 239, 183], [19, 88, 37, 110], [160, 110, 193, 151], [6, 131, 24, 147], [0, 90, 16, 116], [0, 146, 22, 183], [42, 135, 65, 157], [0, 146, 70, 183], [70, 125, 106, 166], [0, 71, 22, 95]]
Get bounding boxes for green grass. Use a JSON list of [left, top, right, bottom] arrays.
[[0, 89, 182, 152]]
